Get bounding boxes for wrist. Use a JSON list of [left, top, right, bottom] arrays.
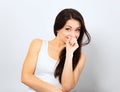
[[66, 52, 73, 57]]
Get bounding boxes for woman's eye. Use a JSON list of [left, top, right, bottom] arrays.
[[76, 29, 80, 32], [65, 28, 71, 31]]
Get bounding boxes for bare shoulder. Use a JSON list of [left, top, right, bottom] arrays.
[[31, 38, 42, 45], [80, 53, 86, 61], [29, 38, 43, 52], [77, 53, 86, 68]]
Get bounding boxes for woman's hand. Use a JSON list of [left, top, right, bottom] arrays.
[[62, 88, 69, 92], [66, 37, 79, 53]]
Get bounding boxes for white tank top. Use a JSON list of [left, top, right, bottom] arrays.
[[28, 40, 62, 92]]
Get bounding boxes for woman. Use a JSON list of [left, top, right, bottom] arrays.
[[21, 8, 91, 92]]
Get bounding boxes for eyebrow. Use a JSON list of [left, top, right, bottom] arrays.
[[65, 25, 72, 28], [65, 25, 81, 29]]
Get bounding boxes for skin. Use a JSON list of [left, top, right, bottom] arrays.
[[21, 19, 86, 92]]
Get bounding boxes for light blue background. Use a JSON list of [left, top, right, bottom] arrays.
[[0, 0, 120, 92]]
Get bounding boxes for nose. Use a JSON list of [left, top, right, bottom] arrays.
[[70, 31, 76, 38]]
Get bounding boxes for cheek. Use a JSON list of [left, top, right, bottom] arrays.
[[59, 31, 68, 41], [76, 33, 80, 39], [59, 29, 68, 36], [62, 31, 70, 38]]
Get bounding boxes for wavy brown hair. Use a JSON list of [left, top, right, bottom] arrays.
[[54, 8, 91, 83]]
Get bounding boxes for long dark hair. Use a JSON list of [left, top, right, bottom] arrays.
[[54, 8, 91, 83]]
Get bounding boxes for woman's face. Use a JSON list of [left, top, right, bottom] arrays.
[[57, 19, 81, 43]]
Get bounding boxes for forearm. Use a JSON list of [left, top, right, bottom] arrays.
[[21, 74, 62, 92], [61, 52, 75, 91]]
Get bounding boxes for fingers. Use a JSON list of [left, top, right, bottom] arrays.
[[68, 37, 77, 46], [66, 37, 79, 52], [66, 36, 79, 48]]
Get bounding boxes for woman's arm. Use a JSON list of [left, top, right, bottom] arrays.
[[61, 38, 86, 92], [21, 39, 62, 92]]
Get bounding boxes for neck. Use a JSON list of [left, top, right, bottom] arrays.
[[49, 38, 66, 51]]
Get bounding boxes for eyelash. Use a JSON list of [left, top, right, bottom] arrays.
[[76, 29, 80, 32], [65, 28, 71, 31], [65, 28, 80, 32]]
